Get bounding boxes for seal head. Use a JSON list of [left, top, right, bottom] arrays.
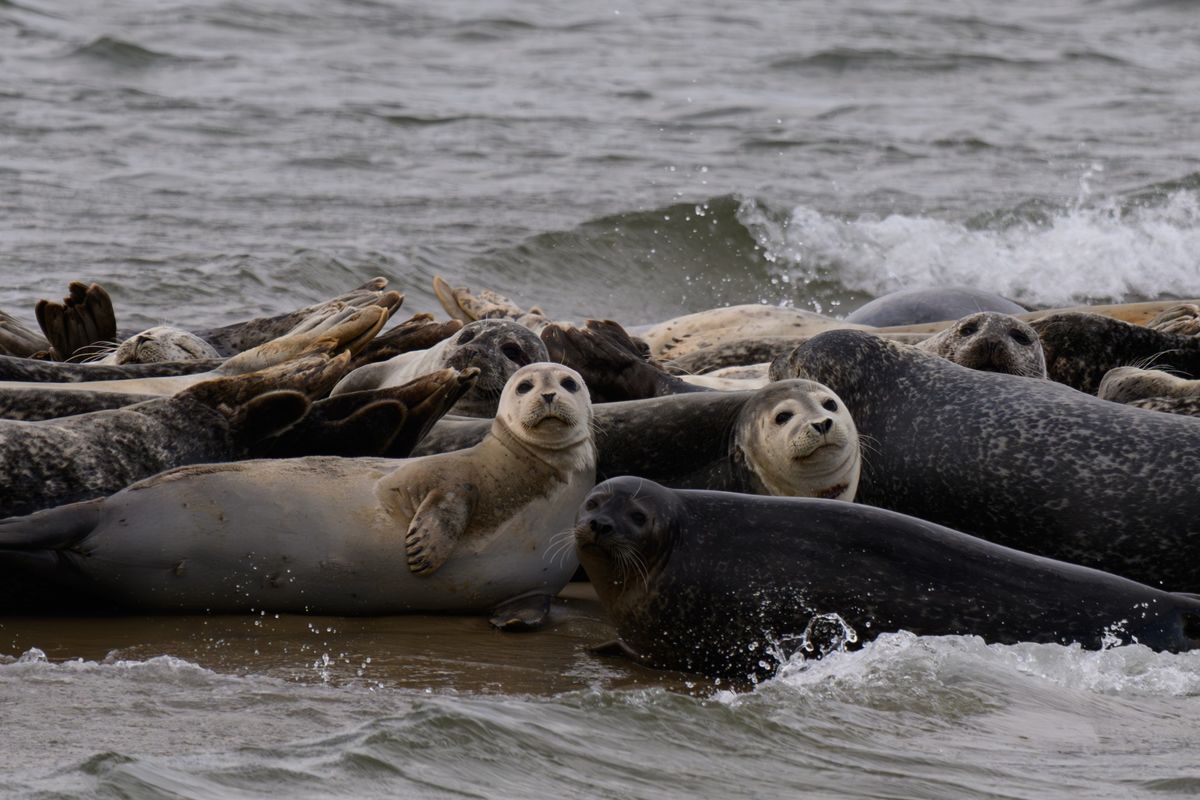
[[916, 312, 1046, 378]]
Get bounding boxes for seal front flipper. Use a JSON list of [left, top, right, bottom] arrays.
[[404, 485, 478, 576], [0, 498, 102, 551], [590, 638, 644, 662], [489, 593, 551, 631]]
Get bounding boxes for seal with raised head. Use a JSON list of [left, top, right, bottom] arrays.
[[774, 329, 1200, 589], [0, 363, 596, 626], [915, 311, 1046, 378], [331, 319, 548, 416], [575, 477, 1200, 680], [415, 380, 861, 500]]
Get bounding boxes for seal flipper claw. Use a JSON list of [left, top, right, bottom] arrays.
[[404, 485, 478, 576], [489, 593, 551, 631]]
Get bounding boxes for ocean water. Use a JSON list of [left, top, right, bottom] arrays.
[[3, 0, 1200, 797]]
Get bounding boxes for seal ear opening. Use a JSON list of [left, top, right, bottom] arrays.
[[231, 390, 310, 444]]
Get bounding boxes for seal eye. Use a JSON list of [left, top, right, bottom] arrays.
[[774, 411, 793, 425], [822, 399, 838, 412], [516, 380, 534, 395], [630, 510, 648, 526], [501, 342, 531, 366], [561, 377, 579, 393], [458, 330, 477, 345], [1010, 329, 1033, 346], [584, 498, 598, 511], [960, 323, 979, 336]]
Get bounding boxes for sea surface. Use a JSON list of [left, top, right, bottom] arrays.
[[2, 0, 1200, 797]]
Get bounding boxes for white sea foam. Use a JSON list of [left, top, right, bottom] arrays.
[[740, 190, 1200, 307]]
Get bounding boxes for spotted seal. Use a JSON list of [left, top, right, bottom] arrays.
[[774, 329, 1200, 589], [915, 311, 1046, 378], [0, 364, 596, 625], [575, 478, 1200, 680], [331, 319, 548, 416]]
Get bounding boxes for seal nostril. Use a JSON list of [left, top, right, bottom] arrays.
[[541, 392, 556, 404], [812, 418, 833, 435]]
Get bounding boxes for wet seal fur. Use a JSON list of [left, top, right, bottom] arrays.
[[416, 380, 860, 500], [332, 319, 548, 416], [844, 287, 1027, 327], [0, 364, 596, 623], [574, 478, 1200, 680], [775, 329, 1200, 589], [915, 311, 1046, 378]]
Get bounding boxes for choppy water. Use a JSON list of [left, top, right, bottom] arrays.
[[3, 0, 1200, 797]]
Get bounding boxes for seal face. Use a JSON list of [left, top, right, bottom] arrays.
[[0, 363, 596, 618], [574, 477, 1200, 680], [733, 380, 860, 501], [778, 329, 1200, 589], [332, 319, 548, 416], [102, 326, 221, 365], [915, 312, 1046, 378]]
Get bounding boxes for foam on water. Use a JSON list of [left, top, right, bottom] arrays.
[[740, 185, 1200, 309]]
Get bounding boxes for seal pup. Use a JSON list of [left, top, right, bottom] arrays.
[[331, 319, 548, 416], [914, 311, 1047, 378], [0, 351, 352, 518], [575, 478, 1200, 680], [1032, 312, 1200, 394], [0, 305, 388, 397], [0, 364, 596, 625], [844, 287, 1027, 327], [775, 329, 1200, 589], [416, 380, 861, 501]]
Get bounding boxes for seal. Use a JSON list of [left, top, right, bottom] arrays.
[[0, 386, 156, 421], [331, 319, 548, 416], [574, 478, 1200, 680], [0, 363, 596, 625], [0, 305, 388, 397], [1097, 366, 1200, 405], [843, 287, 1028, 327], [93, 326, 221, 365], [914, 311, 1046, 378], [774, 329, 1200, 589], [0, 351, 350, 518], [416, 380, 860, 500], [0, 354, 222, 384], [1031, 312, 1200, 394]]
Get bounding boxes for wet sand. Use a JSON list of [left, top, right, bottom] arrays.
[[0, 585, 678, 695]]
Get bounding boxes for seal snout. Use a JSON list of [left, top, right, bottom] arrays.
[[811, 418, 833, 435]]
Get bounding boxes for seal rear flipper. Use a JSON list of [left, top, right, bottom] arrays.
[[0, 498, 102, 551], [542, 320, 695, 402], [34, 282, 117, 362], [348, 315, 463, 370], [226, 390, 311, 450], [489, 593, 552, 632], [403, 485, 478, 576]]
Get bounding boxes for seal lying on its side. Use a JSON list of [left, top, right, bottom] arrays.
[[915, 312, 1046, 378], [0, 353, 349, 519], [0, 364, 596, 626], [331, 319, 548, 416], [416, 380, 861, 501], [575, 478, 1200, 680], [775, 329, 1200, 589]]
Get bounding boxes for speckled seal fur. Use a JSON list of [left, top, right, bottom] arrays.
[[915, 312, 1046, 378], [775, 329, 1200, 590], [1031, 312, 1200, 394], [0, 354, 221, 383], [0, 387, 155, 421], [574, 477, 1200, 680]]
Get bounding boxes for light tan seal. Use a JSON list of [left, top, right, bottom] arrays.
[[0, 363, 596, 628]]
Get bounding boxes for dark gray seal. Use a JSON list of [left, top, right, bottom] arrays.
[[774, 329, 1200, 589], [0, 354, 222, 383], [0, 354, 347, 518], [915, 311, 1046, 378], [575, 478, 1200, 680], [844, 287, 1027, 327], [0, 387, 156, 421], [1031, 312, 1200, 394]]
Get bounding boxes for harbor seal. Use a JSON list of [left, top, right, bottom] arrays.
[[95, 326, 222, 365], [331, 319, 548, 416], [1031, 312, 1200, 394], [774, 329, 1200, 589], [0, 386, 156, 421], [1098, 366, 1200, 406], [844, 287, 1027, 327], [575, 478, 1200, 680], [415, 380, 860, 500], [914, 311, 1046, 378], [0, 363, 596, 625]]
